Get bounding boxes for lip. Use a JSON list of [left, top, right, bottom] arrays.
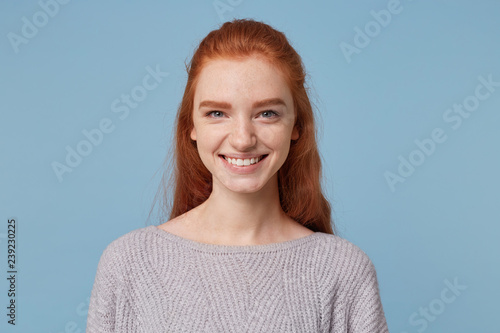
[[219, 154, 268, 174], [220, 153, 266, 159]]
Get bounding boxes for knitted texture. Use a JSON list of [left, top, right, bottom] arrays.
[[86, 225, 389, 332]]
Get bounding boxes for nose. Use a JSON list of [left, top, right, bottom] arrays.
[[229, 116, 257, 151]]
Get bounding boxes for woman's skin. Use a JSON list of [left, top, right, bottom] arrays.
[[158, 55, 313, 246]]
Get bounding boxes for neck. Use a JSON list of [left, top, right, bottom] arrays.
[[188, 176, 293, 245]]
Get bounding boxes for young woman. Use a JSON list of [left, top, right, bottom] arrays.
[[87, 19, 389, 332]]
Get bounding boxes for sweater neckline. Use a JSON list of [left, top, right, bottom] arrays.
[[147, 225, 322, 253]]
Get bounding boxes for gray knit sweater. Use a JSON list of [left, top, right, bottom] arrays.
[[86, 225, 389, 332]]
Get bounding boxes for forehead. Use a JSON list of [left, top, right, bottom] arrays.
[[194, 56, 292, 105]]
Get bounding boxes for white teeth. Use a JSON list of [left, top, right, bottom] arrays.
[[224, 155, 262, 166]]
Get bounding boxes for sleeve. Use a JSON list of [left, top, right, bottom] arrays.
[[345, 252, 389, 333], [86, 244, 119, 333]]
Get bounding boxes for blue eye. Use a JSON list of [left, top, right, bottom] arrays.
[[261, 110, 278, 118], [207, 110, 224, 118]]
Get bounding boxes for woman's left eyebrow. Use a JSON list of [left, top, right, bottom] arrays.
[[252, 98, 286, 109]]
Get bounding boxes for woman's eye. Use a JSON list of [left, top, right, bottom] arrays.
[[260, 110, 278, 118], [207, 110, 224, 118]]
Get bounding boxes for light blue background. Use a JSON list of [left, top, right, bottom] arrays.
[[1, 0, 499, 332]]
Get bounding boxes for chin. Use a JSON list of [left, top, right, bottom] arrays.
[[229, 186, 263, 194], [224, 181, 265, 194]]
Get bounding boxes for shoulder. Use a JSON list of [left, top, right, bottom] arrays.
[[312, 233, 378, 288], [95, 226, 159, 277], [102, 225, 155, 255], [313, 232, 372, 262], [313, 234, 388, 329]]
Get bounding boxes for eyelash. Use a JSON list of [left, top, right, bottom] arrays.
[[205, 110, 279, 118], [260, 110, 279, 118], [206, 110, 224, 118]]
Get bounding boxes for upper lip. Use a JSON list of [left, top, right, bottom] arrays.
[[219, 154, 268, 159]]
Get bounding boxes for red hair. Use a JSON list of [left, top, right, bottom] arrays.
[[157, 19, 334, 234]]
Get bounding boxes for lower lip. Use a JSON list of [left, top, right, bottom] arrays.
[[219, 155, 267, 174]]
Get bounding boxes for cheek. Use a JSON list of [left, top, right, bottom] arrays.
[[261, 126, 292, 150], [195, 127, 222, 154], [195, 140, 216, 171]]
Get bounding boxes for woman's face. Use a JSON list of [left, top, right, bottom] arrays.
[[191, 55, 298, 195]]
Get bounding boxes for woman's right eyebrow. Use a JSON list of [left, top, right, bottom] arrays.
[[199, 100, 231, 109], [199, 98, 286, 110]]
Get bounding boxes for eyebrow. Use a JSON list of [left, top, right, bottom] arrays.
[[198, 98, 287, 110]]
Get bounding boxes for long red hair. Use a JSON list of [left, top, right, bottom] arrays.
[[157, 19, 334, 234]]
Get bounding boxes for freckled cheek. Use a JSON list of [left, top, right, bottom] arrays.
[[260, 126, 292, 148], [195, 128, 226, 154]]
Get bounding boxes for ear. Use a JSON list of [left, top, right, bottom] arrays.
[[291, 125, 299, 141], [190, 127, 197, 141]]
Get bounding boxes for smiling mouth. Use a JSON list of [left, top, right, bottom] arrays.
[[220, 154, 268, 166]]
